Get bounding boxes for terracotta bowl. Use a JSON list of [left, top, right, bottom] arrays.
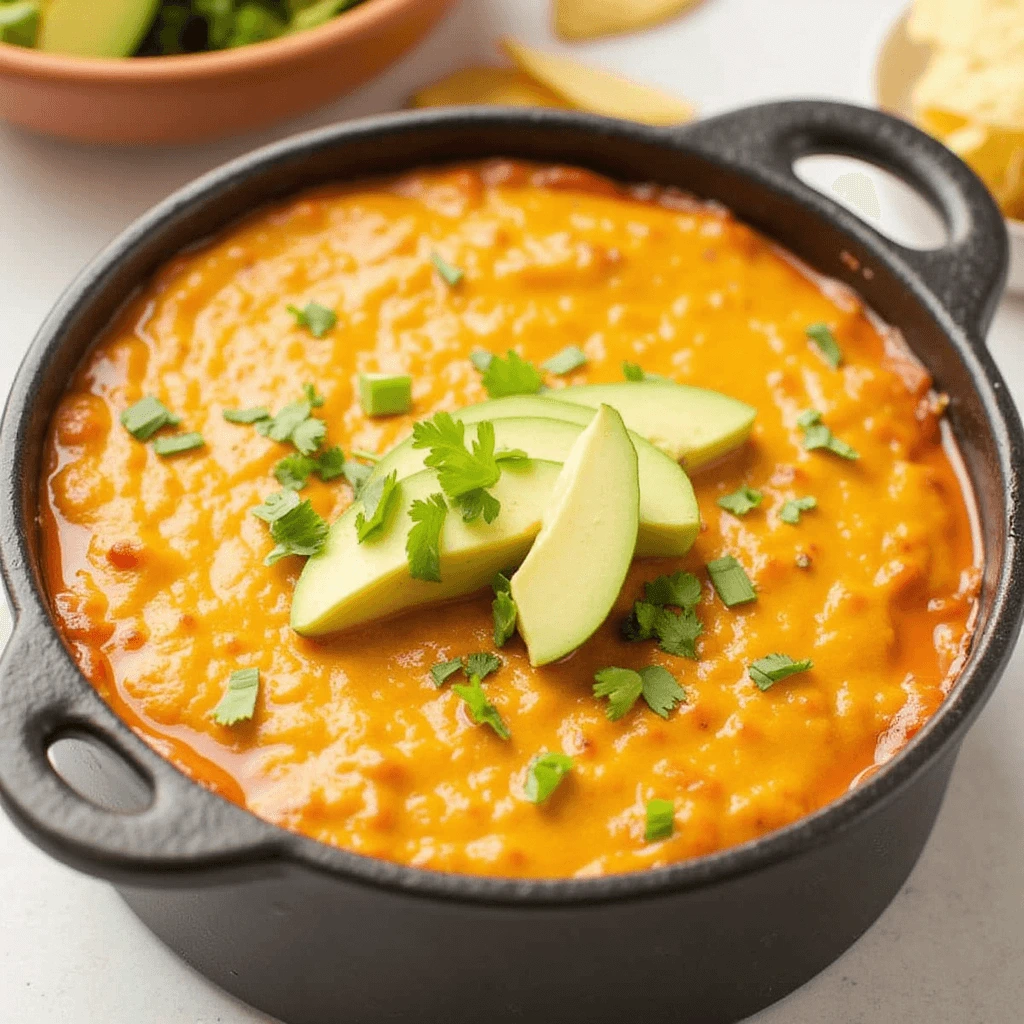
[[0, 0, 458, 145]]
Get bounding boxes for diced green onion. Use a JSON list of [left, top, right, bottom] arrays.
[[706, 555, 756, 607], [645, 798, 675, 841], [152, 432, 205, 457]]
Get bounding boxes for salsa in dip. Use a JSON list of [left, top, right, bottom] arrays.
[[40, 161, 979, 879]]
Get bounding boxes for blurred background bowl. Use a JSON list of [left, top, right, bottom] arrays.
[[0, 0, 457, 146]]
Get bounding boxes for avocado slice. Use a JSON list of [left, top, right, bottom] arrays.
[[367, 416, 698, 558], [511, 405, 639, 667], [291, 460, 562, 637], [39, 0, 161, 58], [553, 381, 756, 468]]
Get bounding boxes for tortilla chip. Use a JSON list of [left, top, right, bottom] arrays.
[[555, 0, 701, 41], [913, 48, 1024, 130], [941, 116, 1024, 214], [908, 0, 1024, 60], [411, 67, 567, 110], [501, 39, 694, 126]]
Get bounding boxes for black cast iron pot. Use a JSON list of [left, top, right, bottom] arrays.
[[0, 101, 1021, 1024]]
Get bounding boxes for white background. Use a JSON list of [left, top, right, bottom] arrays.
[[2, 1, 1023, 1021]]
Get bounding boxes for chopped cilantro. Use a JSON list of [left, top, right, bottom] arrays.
[[407, 492, 447, 582], [256, 400, 311, 444], [265, 499, 328, 565], [223, 406, 270, 424], [342, 458, 372, 496], [359, 374, 412, 417], [644, 571, 701, 610], [492, 570, 512, 595], [454, 488, 501, 524], [0, 2, 39, 47], [806, 323, 842, 369], [593, 667, 643, 721], [211, 667, 260, 726], [303, 383, 326, 408], [623, 573, 703, 659], [153, 432, 205, 457], [251, 489, 300, 523], [120, 395, 180, 440], [453, 674, 509, 739], [645, 798, 675, 842], [287, 301, 336, 338], [430, 251, 464, 287], [780, 495, 817, 525], [706, 555, 757, 607], [797, 410, 859, 460], [717, 486, 763, 516], [274, 453, 317, 490], [749, 653, 813, 691], [524, 752, 573, 803], [470, 350, 494, 373], [355, 471, 400, 542], [493, 589, 518, 648], [480, 351, 544, 398], [622, 361, 645, 381], [621, 600, 661, 642], [640, 665, 685, 718], [652, 608, 702, 659], [315, 446, 346, 481], [291, 417, 326, 455], [541, 346, 587, 376], [430, 658, 463, 688], [465, 652, 501, 680], [412, 413, 500, 497]]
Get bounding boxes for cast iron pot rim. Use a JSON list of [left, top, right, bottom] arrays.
[[1, 103, 1022, 907]]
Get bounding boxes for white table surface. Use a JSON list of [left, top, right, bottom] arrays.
[[2, 1, 1023, 1021]]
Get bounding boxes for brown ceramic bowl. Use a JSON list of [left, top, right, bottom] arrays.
[[0, 0, 457, 145]]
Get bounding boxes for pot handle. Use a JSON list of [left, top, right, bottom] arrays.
[[0, 618, 281, 883], [676, 100, 1008, 339]]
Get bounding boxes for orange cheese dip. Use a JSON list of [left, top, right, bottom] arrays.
[[40, 162, 979, 879]]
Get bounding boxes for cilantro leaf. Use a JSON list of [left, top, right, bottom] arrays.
[[653, 607, 702, 659], [492, 571, 512, 595], [465, 652, 501, 680], [621, 600, 661, 642], [524, 752, 573, 803], [453, 674, 509, 739], [342, 459, 372, 496], [287, 302, 336, 338], [797, 409, 858, 460], [406, 492, 447, 582], [645, 798, 674, 841], [640, 665, 686, 718], [292, 417, 326, 455], [251, 489, 301, 523], [265, 500, 328, 565], [120, 395, 180, 440], [717, 486, 763, 516], [644, 571, 702, 611], [806, 323, 842, 369], [412, 413, 501, 498], [749, 653, 813, 691], [223, 405, 270, 424], [303, 383, 326, 407], [430, 251, 464, 287], [593, 667, 643, 721], [314, 446, 346, 482], [622, 361, 646, 382], [274, 453, 317, 491], [211, 667, 260, 726], [355, 471, 400, 542], [493, 590, 517, 648], [455, 488, 501, 524], [480, 351, 543, 398], [256, 400, 311, 443], [430, 658, 463, 688], [779, 495, 817, 525], [541, 346, 587, 375]]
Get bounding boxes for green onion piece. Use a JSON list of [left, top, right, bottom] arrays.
[[806, 323, 842, 369], [779, 496, 817, 525], [153, 432, 205, 457], [430, 659, 463, 688], [287, 301, 336, 338], [265, 499, 328, 565], [524, 752, 573, 804], [465, 652, 501, 680], [359, 374, 412, 417], [797, 410, 859, 460], [430, 251, 464, 287], [406, 493, 447, 583], [453, 674, 509, 739], [493, 590, 518, 648], [706, 555, 757, 607], [593, 667, 643, 720], [541, 346, 587, 376], [749, 653, 813, 691], [355, 471, 400, 543], [622, 361, 646, 381], [645, 798, 675, 842], [223, 406, 270, 424], [211, 668, 260, 726], [717, 486, 763, 516], [0, 2, 39, 47], [120, 395, 180, 441]]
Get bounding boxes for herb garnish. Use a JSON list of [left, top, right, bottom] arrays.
[[479, 350, 544, 398], [359, 374, 412, 417], [251, 489, 300, 523], [431, 659, 464, 687], [430, 251, 464, 287], [406, 493, 447, 582], [492, 572, 518, 647], [541, 346, 587, 375], [153, 432, 205, 457], [779, 496, 817, 525], [354, 471, 400, 542], [264, 499, 329, 565], [645, 798, 675, 842], [622, 361, 646, 381], [120, 395, 180, 440], [806, 323, 842, 369], [706, 555, 757, 607], [223, 406, 271, 424], [524, 752, 573, 803], [749, 653, 813, 691], [342, 458, 373, 496], [797, 410, 859, 460], [453, 673, 510, 739], [430, 652, 501, 688], [717, 486, 763, 516], [622, 571, 703, 659], [593, 665, 685, 720], [287, 301, 337, 338], [212, 668, 260, 726]]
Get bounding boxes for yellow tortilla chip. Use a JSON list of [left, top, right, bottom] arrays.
[[913, 48, 1024, 130], [501, 39, 694, 126], [555, 0, 701, 41], [909, 0, 1024, 60], [941, 116, 1024, 214], [411, 67, 567, 110]]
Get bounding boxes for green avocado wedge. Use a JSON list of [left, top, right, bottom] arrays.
[[366, 415, 698, 558], [38, 0, 161, 57], [512, 406, 640, 667], [291, 460, 562, 637], [552, 381, 756, 468]]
